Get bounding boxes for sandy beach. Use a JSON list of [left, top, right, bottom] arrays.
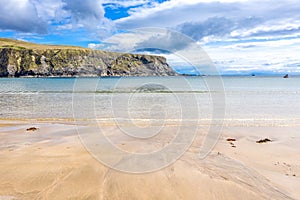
[[0, 120, 299, 200]]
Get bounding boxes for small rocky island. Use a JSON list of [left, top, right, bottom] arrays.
[[0, 38, 177, 77]]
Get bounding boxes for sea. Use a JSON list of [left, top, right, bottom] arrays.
[[0, 76, 299, 127]]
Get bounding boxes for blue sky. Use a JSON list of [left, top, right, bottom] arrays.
[[1, 0, 300, 75]]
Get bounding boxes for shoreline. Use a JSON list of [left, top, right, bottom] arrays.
[[0, 117, 299, 127]]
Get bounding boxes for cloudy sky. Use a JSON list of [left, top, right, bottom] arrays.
[[1, 0, 300, 75]]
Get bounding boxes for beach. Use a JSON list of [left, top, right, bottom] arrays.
[[0, 119, 299, 199]]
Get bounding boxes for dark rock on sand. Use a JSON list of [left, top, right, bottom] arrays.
[[26, 127, 38, 132], [226, 138, 236, 142], [256, 138, 272, 143]]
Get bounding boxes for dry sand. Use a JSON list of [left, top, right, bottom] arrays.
[[0, 120, 299, 199]]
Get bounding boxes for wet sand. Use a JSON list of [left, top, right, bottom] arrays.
[[0, 120, 299, 199]]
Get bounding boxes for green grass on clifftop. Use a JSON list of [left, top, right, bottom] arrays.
[[0, 38, 88, 50]]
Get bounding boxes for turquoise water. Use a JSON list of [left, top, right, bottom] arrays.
[[0, 76, 299, 126]]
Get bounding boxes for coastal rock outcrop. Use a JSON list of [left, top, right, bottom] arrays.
[[0, 38, 177, 77]]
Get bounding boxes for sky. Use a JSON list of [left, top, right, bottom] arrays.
[[1, 0, 300, 75]]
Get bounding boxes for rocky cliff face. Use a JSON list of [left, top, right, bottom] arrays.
[[0, 39, 177, 77]]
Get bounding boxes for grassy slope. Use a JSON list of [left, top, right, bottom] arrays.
[[0, 38, 89, 50]]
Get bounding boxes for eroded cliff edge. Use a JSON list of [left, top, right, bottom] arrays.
[[0, 38, 177, 77]]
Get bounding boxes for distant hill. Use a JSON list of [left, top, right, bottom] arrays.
[[0, 38, 177, 77]]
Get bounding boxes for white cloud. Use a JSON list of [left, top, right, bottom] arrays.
[[89, 28, 191, 52], [203, 37, 300, 74], [116, 0, 300, 40], [0, 0, 113, 36], [62, 0, 104, 28], [116, 0, 241, 28], [89, 28, 172, 52], [32, 0, 66, 21], [0, 0, 47, 33]]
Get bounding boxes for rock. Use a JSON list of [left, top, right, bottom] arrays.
[[256, 138, 272, 143], [226, 138, 236, 142], [0, 38, 177, 77], [26, 127, 38, 132], [226, 138, 237, 147]]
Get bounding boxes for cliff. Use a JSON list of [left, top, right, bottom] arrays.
[[0, 38, 177, 77]]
